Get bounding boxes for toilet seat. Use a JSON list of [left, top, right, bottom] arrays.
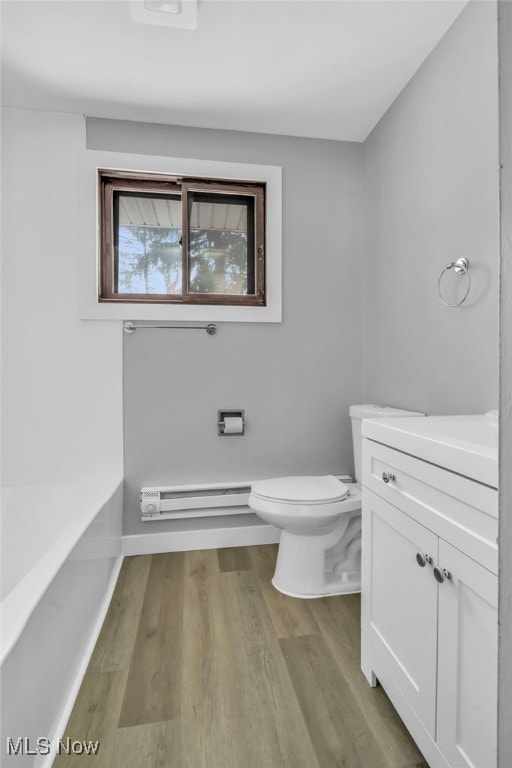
[[251, 475, 350, 505]]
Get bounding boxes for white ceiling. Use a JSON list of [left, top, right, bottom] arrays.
[[1, 0, 467, 142]]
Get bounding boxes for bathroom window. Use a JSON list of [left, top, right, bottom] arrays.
[[98, 170, 265, 305]]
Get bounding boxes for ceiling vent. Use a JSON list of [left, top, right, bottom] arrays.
[[129, 0, 197, 30]]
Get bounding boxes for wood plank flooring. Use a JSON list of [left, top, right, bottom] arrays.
[[53, 545, 428, 768]]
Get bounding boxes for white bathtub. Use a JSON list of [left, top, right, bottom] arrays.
[[1, 477, 123, 767]]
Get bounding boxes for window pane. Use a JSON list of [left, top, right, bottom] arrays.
[[114, 192, 182, 294], [188, 192, 255, 295]]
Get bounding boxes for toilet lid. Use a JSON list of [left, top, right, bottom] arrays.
[[250, 475, 350, 504]]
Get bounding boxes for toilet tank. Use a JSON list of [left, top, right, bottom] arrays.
[[349, 404, 425, 483]]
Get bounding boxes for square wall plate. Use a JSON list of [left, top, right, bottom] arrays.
[[129, 0, 197, 30]]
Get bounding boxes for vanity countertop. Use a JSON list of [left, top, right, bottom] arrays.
[[362, 414, 498, 489]]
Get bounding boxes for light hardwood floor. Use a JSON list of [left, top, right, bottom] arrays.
[[53, 545, 428, 768]]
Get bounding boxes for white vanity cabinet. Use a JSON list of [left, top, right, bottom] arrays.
[[361, 436, 498, 768]]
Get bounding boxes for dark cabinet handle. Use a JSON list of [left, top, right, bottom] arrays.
[[416, 553, 433, 567]]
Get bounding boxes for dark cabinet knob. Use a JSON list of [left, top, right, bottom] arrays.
[[434, 566, 452, 583]]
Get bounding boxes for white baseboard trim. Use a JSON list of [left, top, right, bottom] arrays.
[[38, 555, 124, 768], [122, 523, 280, 556]]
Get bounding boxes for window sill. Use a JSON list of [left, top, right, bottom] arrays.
[[82, 301, 279, 323]]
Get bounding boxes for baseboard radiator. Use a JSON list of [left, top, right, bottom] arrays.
[[140, 476, 353, 522], [141, 481, 252, 521]]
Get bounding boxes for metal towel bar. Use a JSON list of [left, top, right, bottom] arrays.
[[123, 321, 216, 335]]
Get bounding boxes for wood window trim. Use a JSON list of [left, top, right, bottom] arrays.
[[98, 169, 266, 306]]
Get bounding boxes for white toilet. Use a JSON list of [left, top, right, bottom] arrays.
[[248, 404, 424, 598]]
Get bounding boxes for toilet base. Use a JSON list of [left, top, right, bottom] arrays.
[[271, 510, 362, 599], [271, 576, 361, 599]]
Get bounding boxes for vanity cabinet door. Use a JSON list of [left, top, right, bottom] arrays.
[[436, 541, 498, 768], [362, 488, 438, 736]]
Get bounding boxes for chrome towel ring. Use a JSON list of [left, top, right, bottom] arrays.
[[438, 257, 471, 307]]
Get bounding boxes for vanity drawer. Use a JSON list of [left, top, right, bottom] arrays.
[[362, 438, 498, 574]]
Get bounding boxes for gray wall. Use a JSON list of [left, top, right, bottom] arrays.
[[362, 1, 499, 415], [87, 120, 363, 535]]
